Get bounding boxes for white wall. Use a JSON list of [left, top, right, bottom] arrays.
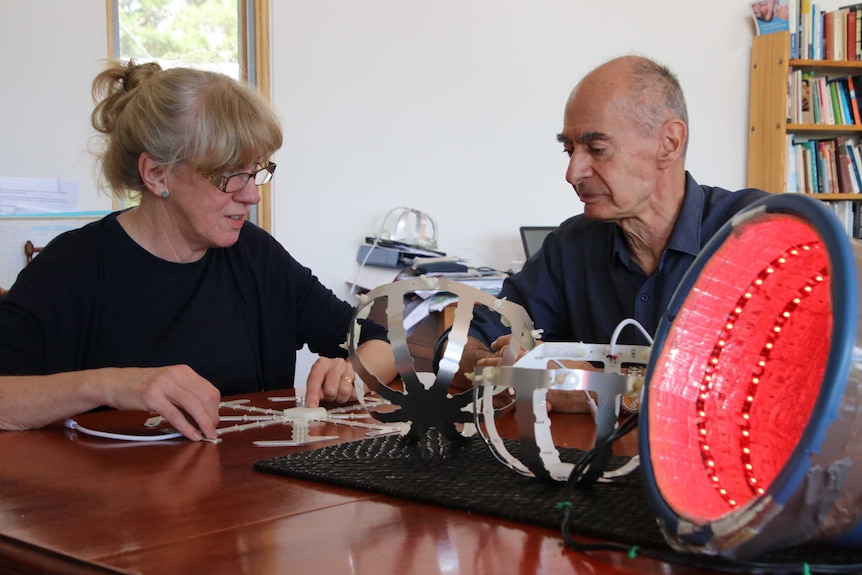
[[0, 1, 112, 212], [269, 1, 833, 295], [268, 0, 799, 377]]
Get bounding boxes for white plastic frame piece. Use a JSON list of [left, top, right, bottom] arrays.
[[473, 339, 650, 482], [217, 397, 399, 446]]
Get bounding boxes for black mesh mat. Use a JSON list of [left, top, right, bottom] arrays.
[[254, 434, 862, 568]]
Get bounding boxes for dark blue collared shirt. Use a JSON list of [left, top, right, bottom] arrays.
[[469, 173, 769, 347]]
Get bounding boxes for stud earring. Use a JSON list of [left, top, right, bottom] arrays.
[[161, 190, 170, 199]]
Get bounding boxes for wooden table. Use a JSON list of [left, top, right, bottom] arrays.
[[0, 390, 709, 575]]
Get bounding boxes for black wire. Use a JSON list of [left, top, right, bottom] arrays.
[[558, 413, 862, 574], [560, 506, 862, 574], [565, 411, 640, 489]]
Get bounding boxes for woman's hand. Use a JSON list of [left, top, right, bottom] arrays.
[[100, 365, 221, 441], [304, 357, 357, 407]]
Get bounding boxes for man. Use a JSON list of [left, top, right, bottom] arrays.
[[451, 55, 769, 411]]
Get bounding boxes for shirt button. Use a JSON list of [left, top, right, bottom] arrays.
[[640, 295, 649, 302]]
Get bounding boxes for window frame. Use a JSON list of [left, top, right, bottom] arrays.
[[105, 0, 273, 232]]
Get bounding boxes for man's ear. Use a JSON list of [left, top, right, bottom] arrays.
[[138, 153, 168, 197], [656, 118, 687, 167]]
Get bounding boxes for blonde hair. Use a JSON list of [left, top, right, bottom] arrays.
[[91, 59, 283, 200]]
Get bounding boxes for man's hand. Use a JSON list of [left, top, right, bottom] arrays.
[[541, 360, 600, 414], [449, 334, 531, 389]]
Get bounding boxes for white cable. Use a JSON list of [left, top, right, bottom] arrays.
[[349, 236, 381, 298], [64, 418, 184, 442], [350, 214, 394, 299], [609, 318, 653, 357]]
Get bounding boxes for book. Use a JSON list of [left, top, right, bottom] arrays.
[[836, 78, 853, 124], [836, 136, 855, 192], [836, 8, 849, 60], [817, 139, 838, 193], [841, 3, 862, 58], [807, 140, 821, 193], [803, 141, 815, 193], [795, 141, 808, 192], [790, 0, 799, 57], [825, 9, 842, 60], [831, 201, 854, 234], [857, 4, 862, 58], [847, 76, 861, 124], [801, 0, 813, 57], [828, 79, 845, 124], [850, 140, 862, 191], [802, 140, 820, 193], [787, 135, 798, 193], [812, 74, 823, 123], [750, 0, 791, 35], [801, 71, 815, 123], [816, 76, 833, 124], [844, 138, 862, 192], [827, 139, 840, 192]]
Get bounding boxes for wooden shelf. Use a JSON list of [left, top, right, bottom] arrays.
[[801, 193, 862, 200], [789, 58, 862, 71], [748, 31, 862, 197], [789, 124, 862, 133]]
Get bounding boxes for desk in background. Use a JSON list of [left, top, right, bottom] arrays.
[[0, 390, 709, 575]]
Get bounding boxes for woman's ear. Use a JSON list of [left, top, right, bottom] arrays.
[[138, 153, 168, 197]]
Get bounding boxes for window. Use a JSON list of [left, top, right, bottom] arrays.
[[106, 0, 272, 230]]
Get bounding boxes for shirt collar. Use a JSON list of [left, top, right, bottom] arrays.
[[612, 171, 704, 265], [666, 171, 704, 257]]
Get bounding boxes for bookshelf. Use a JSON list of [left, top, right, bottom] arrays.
[[748, 30, 862, 199]]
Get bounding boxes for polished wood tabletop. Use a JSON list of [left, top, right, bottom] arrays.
[[0, 390, 710, 575]]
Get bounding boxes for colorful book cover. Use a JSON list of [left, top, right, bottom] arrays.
[[750, 0, 791, 35]]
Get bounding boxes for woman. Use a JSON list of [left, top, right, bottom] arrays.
[[0, 60, 394, 441]]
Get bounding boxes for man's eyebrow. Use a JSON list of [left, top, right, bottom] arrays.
[[556, 132, 569, 144], [575, 131, 609, 145]]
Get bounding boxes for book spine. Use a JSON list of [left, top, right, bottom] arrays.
[[838, 79, 853, 124], [828, 140, 840, 193], [836, 136, 854, 192], [813, 76, 823, 123], [803, 142, 815, 193], [851, 140, 862, 191], [857, 4, 862, 59], [813, 6, 822, 60], [847, 76, 861, 124], [807, 140, 820, 193], [795, 141, 807, 192], [787, 135, 798, 193], [845, 139, 862, 192]]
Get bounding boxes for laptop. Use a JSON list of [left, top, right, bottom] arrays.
[[519, 226, 556, 259]]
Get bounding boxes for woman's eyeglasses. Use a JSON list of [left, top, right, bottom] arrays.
[[202, 161, 276, 193]]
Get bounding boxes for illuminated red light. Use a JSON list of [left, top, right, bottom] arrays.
[[647, 216, 830, 523]]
